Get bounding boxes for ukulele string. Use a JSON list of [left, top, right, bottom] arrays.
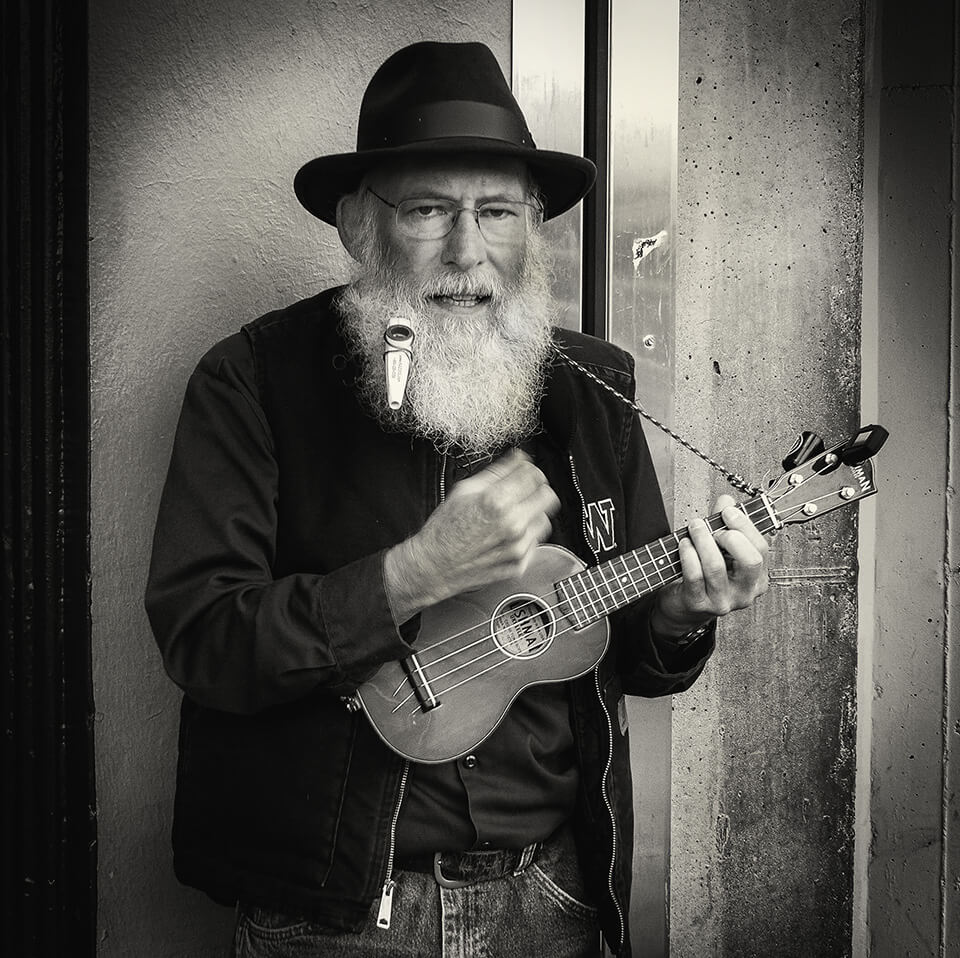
[[394, 496, 781, 706], [408, 494, 773, 667], [391, 548, 691, 712], [397, 536, 690, 701], [394, 612, 618, 714], [391, 553, 688, 711], [764, 490, 851, 523], [394, 481, 835, 712], [392, 533, 700, 712]]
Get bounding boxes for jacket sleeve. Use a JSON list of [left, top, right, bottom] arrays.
[[144, 334, 414, 715], [609, 376, 716, 697]]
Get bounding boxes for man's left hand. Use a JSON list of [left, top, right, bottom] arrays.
[[650, 493, 770, 638]]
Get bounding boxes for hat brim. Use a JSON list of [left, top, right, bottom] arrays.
[[294, 138, 597, 226]]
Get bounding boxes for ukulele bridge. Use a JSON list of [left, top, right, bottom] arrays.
[[401, 653, 441, 711]]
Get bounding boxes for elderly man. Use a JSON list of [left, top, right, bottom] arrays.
[[146, 41, 768, 958]]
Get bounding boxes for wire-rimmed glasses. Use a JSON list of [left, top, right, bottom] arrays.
[[368, 188, 541, 243]]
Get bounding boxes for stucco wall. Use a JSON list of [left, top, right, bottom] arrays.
[[88, 4, 509, 955]]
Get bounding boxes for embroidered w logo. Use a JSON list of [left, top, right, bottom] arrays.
[[584, 498, 617, 554]]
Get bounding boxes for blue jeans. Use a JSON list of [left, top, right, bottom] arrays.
[[232, 825, 601, 957]]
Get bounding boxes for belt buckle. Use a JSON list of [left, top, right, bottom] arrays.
[[433, 852, 472, 889]]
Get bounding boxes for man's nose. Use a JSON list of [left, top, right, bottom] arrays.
[[440, 209, 487, 270]]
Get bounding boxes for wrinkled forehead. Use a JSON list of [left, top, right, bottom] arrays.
[[367, 155, 532, 200]]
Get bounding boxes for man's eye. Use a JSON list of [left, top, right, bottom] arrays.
[[478, 205, 517, 221], [406, 203, 451, 219]]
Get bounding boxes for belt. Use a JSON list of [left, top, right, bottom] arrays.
[[396, 841, 541, 889]]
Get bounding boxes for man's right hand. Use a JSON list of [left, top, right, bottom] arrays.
[[383, 449, 561, 624]]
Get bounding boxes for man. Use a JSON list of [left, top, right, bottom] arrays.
[[146, 41, 769, 957]]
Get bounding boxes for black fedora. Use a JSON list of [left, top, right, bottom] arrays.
[[294, 41, 597, 225]]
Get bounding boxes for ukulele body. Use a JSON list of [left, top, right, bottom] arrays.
[[356, 544, 610, 764]]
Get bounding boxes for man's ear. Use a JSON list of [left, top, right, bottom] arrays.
[[336, 193, 365, 263]]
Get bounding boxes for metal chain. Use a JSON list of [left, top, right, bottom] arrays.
[[553, 346, 763, 497]]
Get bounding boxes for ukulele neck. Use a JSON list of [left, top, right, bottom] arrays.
[[556, 495, 778, 628]]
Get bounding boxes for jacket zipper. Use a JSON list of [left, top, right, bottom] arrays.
[[572, 451, 624, 952], [376, 758, 410, 929], [568, 453, 600, 564], [378, 453, 445, 930], [595, 667, 625, 954]]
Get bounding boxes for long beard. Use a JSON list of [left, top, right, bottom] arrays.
[[337, 230, 555, 458]]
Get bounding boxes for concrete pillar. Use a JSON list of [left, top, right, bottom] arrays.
[[672, 2, 864, 954]]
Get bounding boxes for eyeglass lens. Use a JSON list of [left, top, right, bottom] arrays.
[[394, 199, 532, 241]]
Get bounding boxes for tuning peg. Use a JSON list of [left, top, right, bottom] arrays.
[[782, 431, 825, 471], [839, 424, 889, 465]]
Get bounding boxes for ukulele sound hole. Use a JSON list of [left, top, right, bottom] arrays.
[[490, 595, 555, 659]]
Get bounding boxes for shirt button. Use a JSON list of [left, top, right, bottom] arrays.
[[462, 754, 478, 769]]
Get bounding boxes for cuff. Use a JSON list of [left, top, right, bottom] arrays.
[[648, 618, 717, 676], [317, 550, 419, 684]]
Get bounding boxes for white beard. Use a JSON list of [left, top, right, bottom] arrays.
[[337, 230, 556, 458]]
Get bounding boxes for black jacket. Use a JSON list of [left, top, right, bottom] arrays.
[[145, 288, 714, 956]]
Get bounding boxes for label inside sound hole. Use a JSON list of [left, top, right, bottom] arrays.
[[490, 595, 555, 658]]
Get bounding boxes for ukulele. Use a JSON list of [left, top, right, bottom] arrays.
[[353, 425, 887, 764]]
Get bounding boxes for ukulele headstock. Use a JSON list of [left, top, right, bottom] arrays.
[[765, 425, 888, 527]]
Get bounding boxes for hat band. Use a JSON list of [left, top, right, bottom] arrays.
[[360, 100, 535, 150]]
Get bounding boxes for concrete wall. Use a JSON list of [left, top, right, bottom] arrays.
[[671, 2, 865, 954], [88, 4, 509, 955], [863, 2, 959, 953]]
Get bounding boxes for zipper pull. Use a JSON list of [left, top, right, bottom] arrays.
[[376, 879, 396, 929]]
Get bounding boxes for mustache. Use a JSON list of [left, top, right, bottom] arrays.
[[415, 270, 505, 301]]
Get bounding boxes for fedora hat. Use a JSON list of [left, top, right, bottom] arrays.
[[294, 41, 596, 225]]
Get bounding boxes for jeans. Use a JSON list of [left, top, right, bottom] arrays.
[[231, 824, 601, 957]]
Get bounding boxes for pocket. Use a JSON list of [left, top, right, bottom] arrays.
[[524, 825, 598, 923], [235, 904, 311, 951], [527, 862, 598, 922], [234, 903, 386, 958]]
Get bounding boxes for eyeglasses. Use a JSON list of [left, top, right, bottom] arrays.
[[367, 188, 541, 243]]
